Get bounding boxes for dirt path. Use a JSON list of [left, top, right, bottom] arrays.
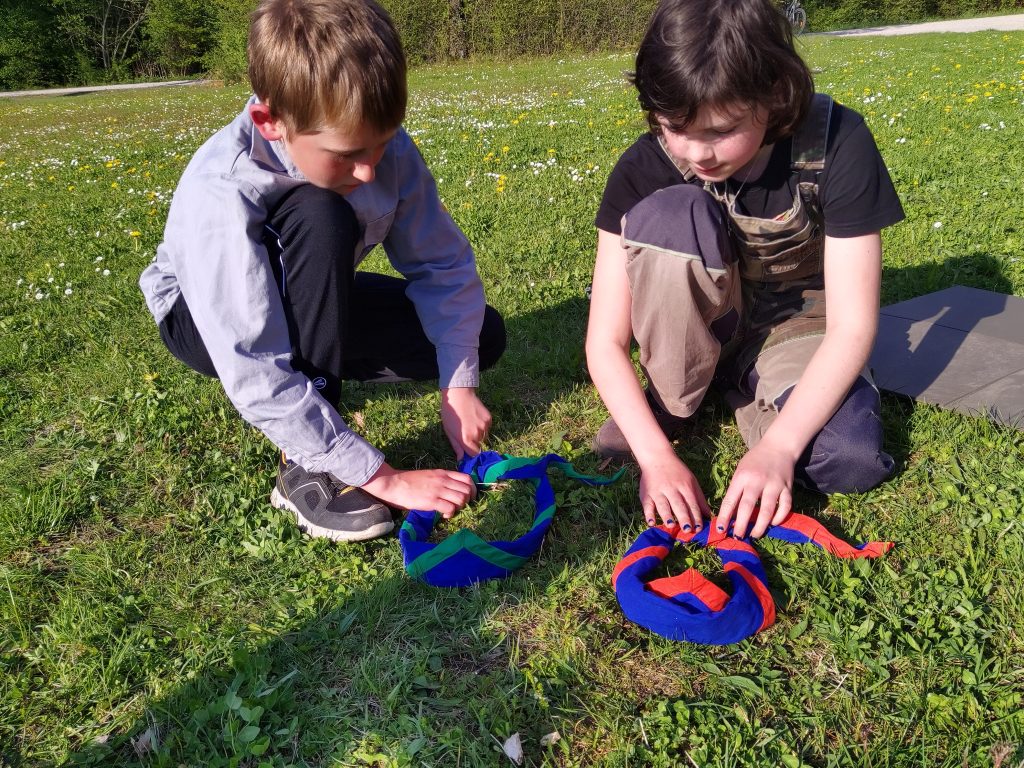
[[0, 79, 210, 100], [820, 12, 1024, 37]]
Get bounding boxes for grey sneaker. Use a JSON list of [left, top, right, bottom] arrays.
[[270, 458, 394, 541], [593, 390, 693, 460]]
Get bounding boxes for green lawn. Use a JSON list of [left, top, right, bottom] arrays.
[[2, 31, 1024, 767]]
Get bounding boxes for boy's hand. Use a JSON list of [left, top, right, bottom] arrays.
[[440, 387, 491, 459], [362, 463, 476, 519], [715, 440, 795, 539], [638, 455, 711, 532]]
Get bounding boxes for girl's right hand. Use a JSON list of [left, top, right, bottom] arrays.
[[638, 456, 710, 532]]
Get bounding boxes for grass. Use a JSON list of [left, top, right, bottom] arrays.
[[1, 30, 1024, 767]]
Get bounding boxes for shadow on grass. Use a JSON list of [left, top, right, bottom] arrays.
[[52, 296, 627, 766]]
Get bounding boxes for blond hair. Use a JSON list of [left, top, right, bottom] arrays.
[[248, 0, 407, 134]]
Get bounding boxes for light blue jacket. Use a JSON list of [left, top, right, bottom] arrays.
[[140, 97, 485, 486]]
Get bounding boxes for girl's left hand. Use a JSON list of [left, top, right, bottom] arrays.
[[440, 387, 492, 459], [715, 439, 795, 538]]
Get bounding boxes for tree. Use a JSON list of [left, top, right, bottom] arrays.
[[144, 0, 217, 76], [52, 0, 152, 76]]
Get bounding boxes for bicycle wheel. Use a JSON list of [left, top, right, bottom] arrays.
[[792, 7, 807, 34]]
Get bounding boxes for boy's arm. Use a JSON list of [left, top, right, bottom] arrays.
[[161, 174, 386, 487], [381, 130, 491, 456], [586, 228, 709, 530], [382, 130, 484, 388], [715, 232, 882, 538]]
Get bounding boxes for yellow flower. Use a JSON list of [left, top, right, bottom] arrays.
[[130, 231, 141, 237]]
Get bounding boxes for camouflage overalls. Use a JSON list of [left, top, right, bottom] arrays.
[[619, 95, 894, 494]]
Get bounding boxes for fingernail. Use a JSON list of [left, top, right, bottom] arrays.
[[716, 524, 724, 532], [646, 518, 655, 526], [682, 524, 691, 532], [666, 518, 676, 526]]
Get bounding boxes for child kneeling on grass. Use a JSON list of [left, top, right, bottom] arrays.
[[586, 0, 902, 539], [139, 0, 505, 542]]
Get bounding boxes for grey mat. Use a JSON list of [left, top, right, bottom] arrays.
[[869, 285, 1024, 428]]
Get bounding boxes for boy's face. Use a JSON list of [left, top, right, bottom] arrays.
[[656, 103, 769, 183], [250, 103, 397, 196]]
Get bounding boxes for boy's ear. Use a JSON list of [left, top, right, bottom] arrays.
[[249, 102, 286, 142]]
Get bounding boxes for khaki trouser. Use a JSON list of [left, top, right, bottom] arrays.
[[619, 184, 893, 493]]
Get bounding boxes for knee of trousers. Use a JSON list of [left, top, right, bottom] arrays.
[[621, 183, 734, 273], [269, 185, 359, 251], [797, 377, 895, 494]]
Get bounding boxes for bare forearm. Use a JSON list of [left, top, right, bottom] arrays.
[[586, 340, 678, 466]]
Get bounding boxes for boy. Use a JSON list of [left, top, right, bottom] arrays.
[[586, 0, 900, 540], [140, 0, 505, 541]]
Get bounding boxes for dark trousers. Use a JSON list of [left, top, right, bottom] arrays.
[[159, 185, 506, 407]]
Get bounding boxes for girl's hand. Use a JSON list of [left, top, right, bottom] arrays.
[[639, 456, 711, 531], [715, 440, 795, 538], [440, 387, 491, 459]]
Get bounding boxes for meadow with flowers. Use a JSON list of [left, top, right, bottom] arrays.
[[2, 30, 1024, 767]]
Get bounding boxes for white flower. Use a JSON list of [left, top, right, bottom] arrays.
[[64, 288, 73, 295], [933, 221, 943, 229], [35, 291, 44, 300], [102, 269, 111, 276]]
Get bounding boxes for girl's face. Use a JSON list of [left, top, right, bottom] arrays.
[[656, 103, 769, 183]]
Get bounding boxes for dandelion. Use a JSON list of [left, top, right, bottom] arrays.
[[130, 231, 141, 237]]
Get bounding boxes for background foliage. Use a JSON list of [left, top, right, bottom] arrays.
[[2, 0, 1024, 89]]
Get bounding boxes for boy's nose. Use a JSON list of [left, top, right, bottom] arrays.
[[352, 162, 375, 183]]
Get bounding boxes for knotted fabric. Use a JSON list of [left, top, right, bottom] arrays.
[[612, 513, 893, 645], [400, 451, 624, 588]]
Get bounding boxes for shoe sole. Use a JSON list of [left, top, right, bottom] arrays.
[[270, 488, 394, 542]]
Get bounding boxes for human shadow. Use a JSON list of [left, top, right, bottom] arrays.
[[57, 295, 643, 766]]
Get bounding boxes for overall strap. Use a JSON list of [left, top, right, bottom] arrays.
[[791, 92, 833, 178]]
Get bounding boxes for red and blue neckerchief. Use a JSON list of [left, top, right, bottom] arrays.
[[399, 451, 624, 588], [612, 514, 893, 645]]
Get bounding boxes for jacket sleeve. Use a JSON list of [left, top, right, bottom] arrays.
[[380, 130, 485, 388], [163, 172, 385, 486]]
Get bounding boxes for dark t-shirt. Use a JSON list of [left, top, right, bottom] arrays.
[[595, 101, 904, 239]]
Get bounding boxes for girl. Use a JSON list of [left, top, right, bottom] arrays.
[[586, 0, 901, 539]]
